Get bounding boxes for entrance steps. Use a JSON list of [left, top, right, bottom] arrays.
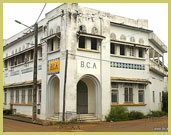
[[46, 115, 59, 121], [78, 114, 100, 122], [46, 114, 100, 122]]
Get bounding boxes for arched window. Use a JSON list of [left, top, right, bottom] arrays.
[[50, 28, 53, 35], [120, 34, 126, 41], [110, 33, 116, 40], [79, 25, 86, 33], [130, 36, 135, 42], [139, 38, 144, 44], [56, 26, 60, 33], [91, 27, 98, 34]]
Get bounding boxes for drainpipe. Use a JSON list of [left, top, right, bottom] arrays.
[[99, 17, 102, 120], [63, 49, 68, 122]]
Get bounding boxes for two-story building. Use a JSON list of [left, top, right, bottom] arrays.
[[3, 3, 168, 121]]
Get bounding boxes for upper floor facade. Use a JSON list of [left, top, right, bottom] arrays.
[[3, 3, 168, 85]]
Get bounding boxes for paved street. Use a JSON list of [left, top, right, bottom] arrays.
[[3, 116, 168, 132]]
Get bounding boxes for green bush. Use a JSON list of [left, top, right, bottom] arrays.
[[105, 106, 129, 122], [147, 111, 166, 117], [128, 111, 145, 120], [162, 91, 168, 113]]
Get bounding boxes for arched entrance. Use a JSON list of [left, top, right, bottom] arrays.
[[76, 75, 101, 117], [48, 75, 60, 117], [77, 80, 88, 114]]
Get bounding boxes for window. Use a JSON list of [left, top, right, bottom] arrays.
[[149, 48, 153, 60], [124, 87, 133, 103], [21, 90, 25, 103], [120, 45, 125, 55], [138, 90, 144, 103], [28, 89, 32, 104], [25, 52, 30, 61], [49, 38, 54, 51], [55, 39, 60, 50], [138, 84, 145, 103], [38, 90, 41, 104], [4, 60, 7, 68], [16, 90, 19, 103], [38, 85, 41, 104], [30, 50, 34, 60], [14, 57, 17, 65], [79, 36, 85, 48], [10, 90, 14, 103], [129, 46, 134, 56], [138, 84, 145, 89], [159, 92, 162, 102], [111, 82, 118, 103], [4, 90, 7, 104], [22, 53, 25, 63], [10, 58, 14, 66], [39, 48, 42, 58], [139, 48, 144, 58], [153, 91, 155, 103], [110, 43, 115, 54], [91, 38, 97, 50]]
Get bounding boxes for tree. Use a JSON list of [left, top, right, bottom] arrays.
[[162, 91, 168, 113]]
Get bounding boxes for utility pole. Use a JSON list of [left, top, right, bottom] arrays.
[[63, 50, 68, 122], [32, 23, 38, 121]]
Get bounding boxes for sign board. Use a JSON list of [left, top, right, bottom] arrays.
[[48, 58, 60, 74], [77, 60, 100, 74]]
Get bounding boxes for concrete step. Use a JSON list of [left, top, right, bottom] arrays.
[[47, 115, 59, 121], [77, 114, 99, 122]]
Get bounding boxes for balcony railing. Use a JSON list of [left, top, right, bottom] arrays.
[[149, 60, 167, 76]]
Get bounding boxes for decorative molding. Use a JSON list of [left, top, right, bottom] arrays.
[[110, 61, 145, 70]]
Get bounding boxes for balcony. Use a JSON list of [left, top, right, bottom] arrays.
[[149, 33, 167, 53], [149, 60, 167, 76]]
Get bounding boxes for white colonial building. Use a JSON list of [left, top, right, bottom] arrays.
[[3, 3, 168, 121]]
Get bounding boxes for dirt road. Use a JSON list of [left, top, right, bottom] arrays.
[[3, 116, 168, 132]]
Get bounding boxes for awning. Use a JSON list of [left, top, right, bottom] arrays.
[[111, 40, 134, 46], [111, 77, 151, 84], [77, 32, 105, 40], [3, 80, 41, 88], [135, 44, 150, 49], [111, 40, 150, 48], [41, 32, 61, 41]]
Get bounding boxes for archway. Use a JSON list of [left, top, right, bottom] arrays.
[[77, 80, 88, 114], [76, 75, 101, 117], [48, 75, 60, 116]]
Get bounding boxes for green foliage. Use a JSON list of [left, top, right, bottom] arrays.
[[105, 106, 129, 122], [162, 91, 168, 113], [147, 110, 166, 117], [128, 111, 145, 120]]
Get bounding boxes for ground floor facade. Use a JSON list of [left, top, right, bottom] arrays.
[[3, 70, 164, 121]]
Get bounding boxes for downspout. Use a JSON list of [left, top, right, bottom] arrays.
[[99, 17, 102, 120]]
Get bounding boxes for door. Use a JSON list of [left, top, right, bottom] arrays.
[[77, 80, 88, 114]]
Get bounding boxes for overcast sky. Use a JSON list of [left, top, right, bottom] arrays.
[[3, 3, 168, 65]]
